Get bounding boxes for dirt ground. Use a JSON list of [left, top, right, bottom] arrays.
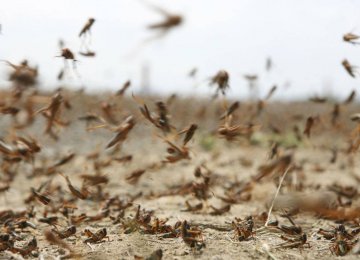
[[0, 90, 360, 260]]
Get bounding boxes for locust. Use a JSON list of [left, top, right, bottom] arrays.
[[60, 173, 89, 200], [275, 233, 310, 249], [126, 169, 146, 185], [209, 70, 230, 96], [116, 80, 131, 96], [343, 32, 360, 45], [342, 59, 357, 78], [144, 1, 183, 39], [178, 123, 198, 146], [79, 18, 95, 38], [303, 116, 315, 138], [232, 216, 255, 241], [106, 115, 136, 149], [84, 228, 109, 243], [35, 92, 68, 139], [344, 90, 356, 104]]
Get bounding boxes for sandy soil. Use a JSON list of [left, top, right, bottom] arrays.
[[0, 90, 359, 260]]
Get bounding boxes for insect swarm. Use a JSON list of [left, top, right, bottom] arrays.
[[1, 6, 360, 260]]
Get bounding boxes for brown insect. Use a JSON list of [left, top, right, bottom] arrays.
[[56, 48, 78, 74], [101, 101, 118, 125], [162, 138, 190, 163], [7, 217, 35, 231], [51, 152, 76, 168], [209, 70, 230, 95], [126, 169, 146, 185], [209, 204, 231, 216], [166, 94, 177, 107], [79, 113, 103, 124], [83, 228, 109, 243], [218, 117, 260, 141], [191, 170, 211, 201], [136, 97, 174, 134], [79, 18, 95, 38], [0, 136, 40, 162], [0, 234, 13, 252], [70, 213, 87, 225], [113, 155, 133, 164], [86, 209, 110, 222], [10, 236, 37, 257], [342, 59, 357, 78], [344, 90, 356, 104], [81, 174, 109, 186], [220, 101, 239, 120], [303, 116, 315, 138], [318, 225, 355, 241], [106, 115, 135, 149], [350, 113, 360, 122], [39, 216, 59, 227], [60, 173, 89, 200], [181, 220, 205, 249], [277, 215, 302, 235], [343, 32, 360, 44], [155, 101, 171, 133], [178, 123, 197, 146], [253, 153, 292, 181], [329, 231, 355, 256], [1, 59, 38, 88], [58, 48, 76, 61], [232, 216, 254, 241], [35, 92, 68, 139], [217, 189, 252, 204], [44, 229, 72, 251], [347, 121, 360, 153], [0, 106, 19, 115], [331, 103, 340, 126], [328, 184, 357, 199], [31, 188, 51, 205], [79, 50, 96, 57], [309, 96, 327, 103], [276, 233, 309, 249], [14, 136, 40, 161], [116, 80, 131, 96], [265, 85, 277, 100], [145, 2, 182, 35], [182, 200, 203, 212]]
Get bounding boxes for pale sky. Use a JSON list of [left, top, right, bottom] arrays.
[[1, 0, 360, 99]]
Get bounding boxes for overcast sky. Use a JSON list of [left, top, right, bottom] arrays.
[[1, 0, 360, 99]]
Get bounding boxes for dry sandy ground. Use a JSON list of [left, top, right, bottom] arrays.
[[0, 91, 360, 260]]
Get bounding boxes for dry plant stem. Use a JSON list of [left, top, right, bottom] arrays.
[[264, 166, 291, 227]]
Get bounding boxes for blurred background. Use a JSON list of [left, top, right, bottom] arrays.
[[1, 0, 360, 99]]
